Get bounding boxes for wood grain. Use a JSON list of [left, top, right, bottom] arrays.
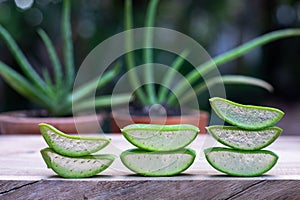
[[0, 135, 300, 199], [1, 180, 300, 200]]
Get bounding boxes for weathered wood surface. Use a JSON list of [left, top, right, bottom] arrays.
[[0, 134, 300, 199]]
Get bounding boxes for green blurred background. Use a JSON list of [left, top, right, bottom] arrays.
[[0, 0, 299, 134]]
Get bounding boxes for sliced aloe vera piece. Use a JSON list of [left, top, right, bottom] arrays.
[[206, 126, 282, 150], [39, 123, 110, 157], [41, 148, 115, 178], [204, 147, 278, 177], [120, 148, 196, 176], [121, 124, 199, 151], [209, 97, 284, 130]]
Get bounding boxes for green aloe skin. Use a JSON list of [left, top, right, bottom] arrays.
[[209, 97, 284, 130], [41, 148, 116, 178], [40, 123, 115, 178], [120, 148, 196, 176], [206, 126, 282, 150], [204, 147, 278, 177], [121, 124, 199, 151], [39, 123, 111, 157], [205, 97, 283, 176], [120, 124, 198, 176]]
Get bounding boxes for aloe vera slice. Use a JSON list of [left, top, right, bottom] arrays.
[[209, 97, 284, 130], [39, 123, 110, 157], [204, 147, 278, 177], [206, 126, 282, 150], [121, 124, 199, 151], [40, 148, 115, 178], [120, 148, 196, 176]]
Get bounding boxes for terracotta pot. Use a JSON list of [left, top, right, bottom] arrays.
[[111, 109, 209, 134], [0, 110, 103, 135]]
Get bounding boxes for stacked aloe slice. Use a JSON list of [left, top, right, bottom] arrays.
[[39, 123, 115, 178], [205, 97, 284, 176], [120, 124, 199, 176]]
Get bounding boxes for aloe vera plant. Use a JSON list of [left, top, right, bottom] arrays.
[[39, 123, 111, 157], [41, 148, 115, 178], [209, 97, 284, 130], [121, 124, 199, 151], [0, 0, 130, 116], [204, 147, 278, 177], [120, 148, 196, 176], [206, 125, 282, 150], [205, 97, 283, 176], [124, 0, 300, 112]]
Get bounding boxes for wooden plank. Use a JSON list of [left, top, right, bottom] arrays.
[[0, 180, 265, 199], [0, 181, 38, 194], [227, 180, 300, 200], [1, 180, 300, 199]]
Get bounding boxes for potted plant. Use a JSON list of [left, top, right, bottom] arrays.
[[111, 0, 300, 133], [0, 0, 130, 134]]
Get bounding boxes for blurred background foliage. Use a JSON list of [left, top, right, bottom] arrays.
[[0, 0, 300, 123]]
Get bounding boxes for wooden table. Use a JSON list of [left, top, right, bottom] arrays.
[[0, 134, 300, 199]]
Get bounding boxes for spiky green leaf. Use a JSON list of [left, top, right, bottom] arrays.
[[37, 29, 63, 91], [167, 29, 300, 105], [124, 0, 148, 105], [181, 75, 273, 104]]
